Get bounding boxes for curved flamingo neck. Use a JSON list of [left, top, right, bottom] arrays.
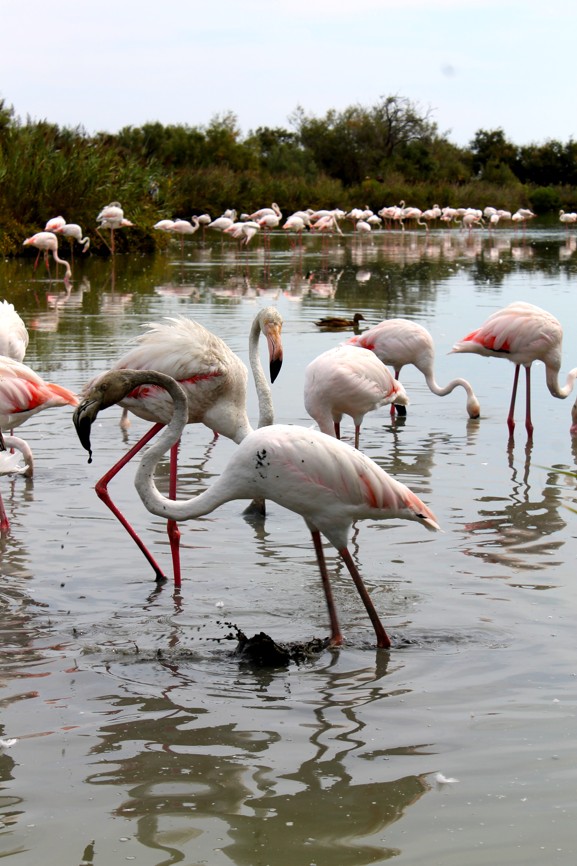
[[546, 366, 577, 399], [248, 314, 275, 429]]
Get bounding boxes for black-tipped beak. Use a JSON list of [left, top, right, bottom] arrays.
[[265, 323, 284, 383], [270, 355, 283, 384], [73, 399, 100, 463]]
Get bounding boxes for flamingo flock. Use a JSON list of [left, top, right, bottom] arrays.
[[20, 198, 550, 285], [11, 195, 577, 648]]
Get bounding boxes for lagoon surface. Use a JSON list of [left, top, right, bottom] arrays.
[[1, 224, 577, 865]]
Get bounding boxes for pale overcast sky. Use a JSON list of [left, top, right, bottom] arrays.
[[1, 0, 575, 147]]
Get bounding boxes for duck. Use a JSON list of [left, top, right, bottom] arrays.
[[314, 313, 366, 332]]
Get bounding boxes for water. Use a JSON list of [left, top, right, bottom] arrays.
[[1, 225, 577, 865]]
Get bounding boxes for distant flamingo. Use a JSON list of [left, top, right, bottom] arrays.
[[347, 319, 481, 418], [44, 215, 66, 233], [451, 301, 577, 438], [96, 202, 133, 253], [170, 217, 200, 254], [53, 223, 91, 257], [22, 232, 71, 280], [559, 210, 577, 229], [73, 369, 440, 648], [304, 344, 408, 449], [224, 220, 261, 248], [75, 308, 284, 585]]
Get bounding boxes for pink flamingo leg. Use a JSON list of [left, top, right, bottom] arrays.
[[0, 492, 10, 533], [525, 365, 534, 438], [95, 422, 168, 582], [507, 364, 521, 436], [311, 529, 343, 646], [167, 440, 182, 587], [339, 547, 391, 649]]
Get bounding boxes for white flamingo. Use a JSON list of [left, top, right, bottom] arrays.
[[75, 308, 284, 585], [73, 369, 440, 648]]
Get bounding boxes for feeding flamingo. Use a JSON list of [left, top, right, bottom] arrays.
[[75, 307, 284, 585], [451, 301, 577, 438], [53, 223, 91, 257], [22, 232, 72, 280], [346, 319, 481, 419], [73, 369, 440, 648], [304, 344, 408, 449]]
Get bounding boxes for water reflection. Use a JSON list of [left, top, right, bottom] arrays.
[[85, 651, 431, 866], [2, 229, 577, 866], [461, 441, 571, 578]]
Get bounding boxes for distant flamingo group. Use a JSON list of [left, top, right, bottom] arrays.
[[26, 195, 577, 284]]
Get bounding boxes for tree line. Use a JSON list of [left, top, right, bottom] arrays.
[[1, 94, 575, 255]]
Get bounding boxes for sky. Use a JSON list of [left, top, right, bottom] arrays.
[[1, 0, 576, 148]]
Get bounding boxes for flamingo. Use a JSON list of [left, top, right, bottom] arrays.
[[451, 301, 577, 438], [304, 345, 408, 449], [22, 232, 72, 280], [75, 307, 284, 586], [44, 215, 66, 233], [224, 221, 261, 248], [0, 435, 34, 534], [346, 319, 481, 419], [153, 219, 176, 233], [559, 210, 577, 229], [249, 203, 282, 221], [169, 218, 200, 254], [0, 357, 78, 435], [53, 223, 90, 257], [96, 202, 133, 253], [73, 369, 440, 648], [0, 355, 78, 488], [0, 301, 29, 362]]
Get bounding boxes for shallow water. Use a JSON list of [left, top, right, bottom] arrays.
[[1, 225, 577, 865]]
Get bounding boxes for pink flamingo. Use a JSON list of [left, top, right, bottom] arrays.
[[73, 369, 440, 648], [304, 344, 408, 448], [22, 232, 72, 280], [347, 319, 480, 418], [96, 202, 133, 254], [0, 357, 78, 530], [74, 308, 284, 586], [451, 301, 577, 438]]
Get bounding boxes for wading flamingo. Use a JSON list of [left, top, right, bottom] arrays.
[[451, 301, 577, 438], [76, 307, 284, 586], [304, 344, 408, 449], [96, 202, 133, 253], [22, 232, 72, 280], [53, 223, 91, 256], [73, 370, 440, 648], [346, 319, 481, 419]]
